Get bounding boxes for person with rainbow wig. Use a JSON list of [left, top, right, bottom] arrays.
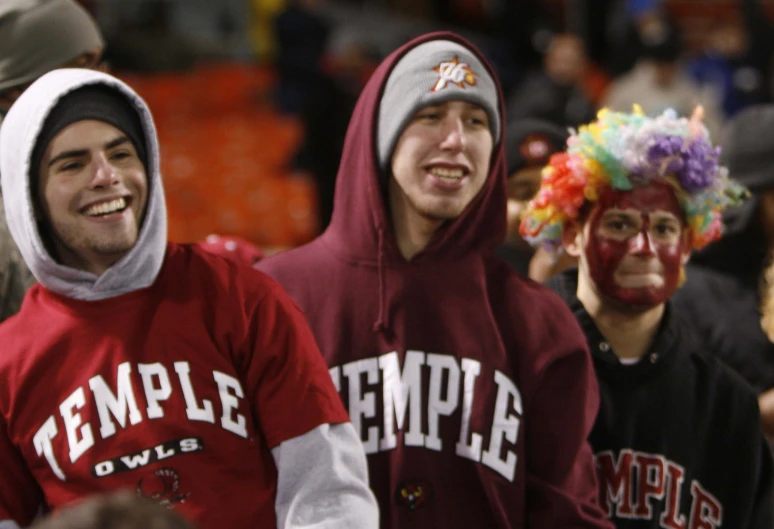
[[522, 106, 774, 528]]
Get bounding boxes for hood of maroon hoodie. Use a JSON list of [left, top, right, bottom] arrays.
[[320, 32, 507, 265], [257, 32, 608, 529]]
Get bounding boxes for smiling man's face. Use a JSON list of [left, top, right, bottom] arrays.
[[38, 119, 147, 275], [389, 100, 493, 225]]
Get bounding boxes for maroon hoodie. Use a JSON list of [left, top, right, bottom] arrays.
[[257, 32, 610, 529]]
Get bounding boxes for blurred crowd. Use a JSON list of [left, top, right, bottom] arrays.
[[64, 0, 774, 235], [6, 0, 774, 528]]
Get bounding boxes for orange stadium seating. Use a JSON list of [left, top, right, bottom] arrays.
[[118, 63, 318, 252]]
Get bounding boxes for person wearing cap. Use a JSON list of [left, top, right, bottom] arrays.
[[496, 117, 579, 281], [521, 105, 774, 528], [495, 118, 569, 275], [0, 68, 378, 529], [257, 31, 611, 528], [672, 103, 774, 438], [0, 0, 106, 324]]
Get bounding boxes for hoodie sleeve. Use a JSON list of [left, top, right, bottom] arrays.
[[525, 312, 613, 529], [271, 423, 379, 529]]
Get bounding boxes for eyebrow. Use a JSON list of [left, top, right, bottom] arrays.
[[602, 211, 637, 219], [651, 213, 681, 223], [47, 136, 130, 168]]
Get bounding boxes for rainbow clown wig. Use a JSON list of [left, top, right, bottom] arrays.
[[520, 106, 748, 252]]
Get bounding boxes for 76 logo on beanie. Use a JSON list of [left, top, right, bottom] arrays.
[[431, 56, 477, 92]]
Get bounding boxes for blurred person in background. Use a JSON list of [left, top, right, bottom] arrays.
[[740, 0, 774, 103], [523, 106, 774, 527], [0, 0, 105, 117], [0, 0, 105, 323], [584, 0, 667, 77], [686, 15, 767, 119], [283, 21, 374, 231], [496, 118, 569, 276], [602, 14, 724, 137], [273, 0, 330, 116], [97, 1, 196, 73], [506, 33, 601, 129]]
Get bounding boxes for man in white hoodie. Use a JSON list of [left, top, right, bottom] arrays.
[[0, 68, 378, 529]]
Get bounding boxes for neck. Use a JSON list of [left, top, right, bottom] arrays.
[[64, 253, 119, 276], [577, 275, 664, 361], [388, 180, 444, 260], [54, 242, 121, 276]]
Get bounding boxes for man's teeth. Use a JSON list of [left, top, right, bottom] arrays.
[[429, 167, 465, 180], [85, 198, 127, 217]]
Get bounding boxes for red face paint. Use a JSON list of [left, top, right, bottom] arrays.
[[585, 182, 688, 308]]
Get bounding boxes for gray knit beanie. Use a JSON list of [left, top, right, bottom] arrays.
[[377, 39, 500, 171], [31, 85, 147, 179]]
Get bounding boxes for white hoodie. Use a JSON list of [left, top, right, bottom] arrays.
[[0, 68, 167, 300]]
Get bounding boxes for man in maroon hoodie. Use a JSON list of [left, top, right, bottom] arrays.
[[257, 32, 611, 528]]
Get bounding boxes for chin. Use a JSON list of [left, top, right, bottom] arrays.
[[607, 289, 669, 311], [89, 234, 139, 256], [420, 202, 467, 221]]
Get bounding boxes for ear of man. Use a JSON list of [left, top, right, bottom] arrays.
[[562, 220, 584, 258]]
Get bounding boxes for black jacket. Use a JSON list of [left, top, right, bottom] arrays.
[[672, 264, 774, 394], [548, 269, 774, 529], [672, 198, 774, 394]]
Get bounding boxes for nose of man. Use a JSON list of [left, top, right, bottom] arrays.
[[629, 229, 655, 256], [439, 117, 465, 151], [90, 154, 118, 188]]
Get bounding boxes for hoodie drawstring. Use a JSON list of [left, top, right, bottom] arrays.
[[372, 226, 387, 334]]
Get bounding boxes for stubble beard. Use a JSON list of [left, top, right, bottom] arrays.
[[54, 220, 139, 266]]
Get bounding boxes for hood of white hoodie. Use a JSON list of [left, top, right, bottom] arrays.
[[0, 68, 166, 300]]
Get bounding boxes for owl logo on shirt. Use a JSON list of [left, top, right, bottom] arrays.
[[137, 467, 191, 507], [395, 479, 433, 510]]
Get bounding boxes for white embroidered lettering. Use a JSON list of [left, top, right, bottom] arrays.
[[33, 416, 66, 481], [456, 358, 482, 461], [213, 371, 248, 438], [89, 362, 143, 438], [59, 387, 94, 463], [174, 362, 215, 423], [379, 351, 425, 450], [425, 353, 460, 451], [481, 370, 522, 481], [342, 358, 380, 453], [120, 449, 151, 469], [138, 363, 173, 419]]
